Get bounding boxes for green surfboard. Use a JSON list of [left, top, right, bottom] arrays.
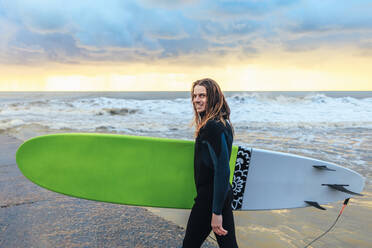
[[16, 133, 238, 209]]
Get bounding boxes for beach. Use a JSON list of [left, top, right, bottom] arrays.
[[1, 91, 371, 247]]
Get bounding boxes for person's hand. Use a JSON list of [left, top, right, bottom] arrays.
[[211, 213, 228, 236]]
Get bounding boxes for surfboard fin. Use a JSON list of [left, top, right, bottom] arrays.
[[322, 184, 364, 196], [313, 165, 336, 171], [304, 201, 326, 210]]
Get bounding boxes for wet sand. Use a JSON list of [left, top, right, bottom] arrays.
[[0, 134, 217, 248]]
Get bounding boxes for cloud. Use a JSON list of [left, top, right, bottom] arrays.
[[138, 0, 199, 9], [277, 0, 372, 52], [287, 1, 372, 33], [209, 0, 298, 17], [0, 0, 371, 65]]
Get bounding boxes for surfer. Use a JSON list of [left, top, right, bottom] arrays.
[[182, 78, 238, 248]]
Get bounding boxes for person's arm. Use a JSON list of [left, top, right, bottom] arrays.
[[204, 131, 230, 215], [202, 121, 231, 236]]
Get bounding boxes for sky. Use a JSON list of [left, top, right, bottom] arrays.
[[0, 0, 371, 91]]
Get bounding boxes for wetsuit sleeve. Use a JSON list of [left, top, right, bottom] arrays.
[[203, 122, 230, 215]]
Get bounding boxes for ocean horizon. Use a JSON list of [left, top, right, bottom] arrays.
[[1, 91, 372, 100]]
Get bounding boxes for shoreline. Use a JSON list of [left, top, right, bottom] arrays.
[[0, 133, 217, 248]]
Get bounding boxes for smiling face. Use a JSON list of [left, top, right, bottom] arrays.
[[192, 85, 207, 114]]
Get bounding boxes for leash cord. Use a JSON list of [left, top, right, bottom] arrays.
[[303, 198, 350, 248], [206, 198, 351, 247]]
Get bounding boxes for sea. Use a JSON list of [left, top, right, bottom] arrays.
[[0, 91, 371, 247]]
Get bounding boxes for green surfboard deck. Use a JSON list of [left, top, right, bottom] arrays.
[[16, 133, 238, 209]]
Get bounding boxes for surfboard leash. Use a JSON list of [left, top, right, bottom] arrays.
[[208, 198, 351, 247], [303, 198, 350, 248]]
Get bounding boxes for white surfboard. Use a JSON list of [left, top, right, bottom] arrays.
[[232, 147, 365, 211]]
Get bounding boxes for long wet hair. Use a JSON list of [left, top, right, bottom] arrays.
[[191, 78, 233, 137]]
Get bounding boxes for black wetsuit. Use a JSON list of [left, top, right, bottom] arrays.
[[182, 119, 238, 248]]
